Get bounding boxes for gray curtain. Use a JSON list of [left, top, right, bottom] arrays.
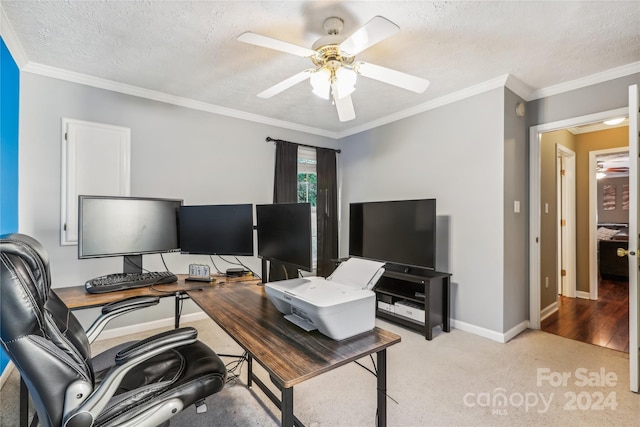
[[316, 148, 338, 277], [273, 140, 298, 204], [270, 140, 299, 281]]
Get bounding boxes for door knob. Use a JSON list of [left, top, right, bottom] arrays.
[[617, 248, 638, 257]]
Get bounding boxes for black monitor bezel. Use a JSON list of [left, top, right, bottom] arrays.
[[178, 203, 255, 256], [77, 195, 183, 260], [256, 202, 312, 272]]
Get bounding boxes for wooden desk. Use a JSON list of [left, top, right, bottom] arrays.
[[55, 274, 260, 327], [56, 274, 258, 308], [187, 282, 401, 427]]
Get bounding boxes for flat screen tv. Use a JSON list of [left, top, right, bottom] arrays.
[[256, 203, 312, 272], [349, 199, 436, 270], [78, 195, 182, 273], [179, 204, 254, 256]]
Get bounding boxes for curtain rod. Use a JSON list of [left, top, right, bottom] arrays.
[[265, 136, 341, 153]]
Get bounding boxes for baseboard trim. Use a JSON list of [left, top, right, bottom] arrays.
[[95, 312, 210, 342], [576, 290, 591, 300], [503, 321, 530, 343], [540, 301, 559, 321], [451, 319, 528, 343]]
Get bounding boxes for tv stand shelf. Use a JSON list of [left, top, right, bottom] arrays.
[[375, 267, 451, 340]]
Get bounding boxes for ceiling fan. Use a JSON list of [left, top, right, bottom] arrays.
[[238, 16, 430, 122]]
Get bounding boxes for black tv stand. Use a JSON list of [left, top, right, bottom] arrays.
[[374, 266, 451, 340]]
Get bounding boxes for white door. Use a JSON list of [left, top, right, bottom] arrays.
[[60, 118, 131, 245], [628, 84, 639, 392], [557, 145, 576, 298]]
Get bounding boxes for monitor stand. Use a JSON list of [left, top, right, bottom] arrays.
[[123, 255, 143, 274]]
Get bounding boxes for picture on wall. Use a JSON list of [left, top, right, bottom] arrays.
[[623, 184, 629, 211], [602, 184, 616, 211]]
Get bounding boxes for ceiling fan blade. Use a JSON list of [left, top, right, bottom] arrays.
[[357, 62, 430, 93], [238, 32, 316, 58], [339, 16, 400, 56], [257, 69, 313, 99], [332, 85, 356, 122]]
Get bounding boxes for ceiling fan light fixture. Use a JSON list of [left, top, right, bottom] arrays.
[[334, 67, 357, 99], [240, 15, 426, 122], [310, 68, 331, 99]]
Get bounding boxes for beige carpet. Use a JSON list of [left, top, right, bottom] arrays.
[[2, 318, 639, 426]]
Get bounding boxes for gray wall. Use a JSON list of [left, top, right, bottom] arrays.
[[503, 88, 528, 331], [339, 88, 507, 334], [18, 72, 339, 328]]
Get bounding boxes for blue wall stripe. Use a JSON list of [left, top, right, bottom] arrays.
[[1, 36, 20, 374]]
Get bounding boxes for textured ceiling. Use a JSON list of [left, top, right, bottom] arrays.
[[2, 1, 639, 136]]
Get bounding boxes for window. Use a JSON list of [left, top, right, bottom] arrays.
[[297, 146, 317, 269]]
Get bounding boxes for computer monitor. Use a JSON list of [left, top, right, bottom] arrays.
[[256, 202, 312, 272], [178, 204, 254, 255], [78, 195, 182, 273]]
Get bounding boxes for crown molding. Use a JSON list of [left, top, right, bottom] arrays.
[[22, 62, 339, 139], [505, 74, 534, 101], [529, 61, 640, 101], [0, 5, 28, 68]]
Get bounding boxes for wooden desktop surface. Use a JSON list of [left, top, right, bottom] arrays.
[[55, 274, 260, 309], [187, 282, 402, 388]]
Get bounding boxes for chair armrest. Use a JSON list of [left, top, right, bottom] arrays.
[[85, 296, 160, 343], [115, 327, 197, 364], [63, 327, 198, 426]]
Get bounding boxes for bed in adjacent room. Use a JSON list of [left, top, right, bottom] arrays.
[[597, 224, 629, 280]]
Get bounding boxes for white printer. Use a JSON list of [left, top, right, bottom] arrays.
[[264, 257, 385, 340]]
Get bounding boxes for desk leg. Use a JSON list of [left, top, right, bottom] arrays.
[[20, 377, 28, 427], [174, 292, 180, 328], [247, 354, 253, 388], [377, 349, 387, 427], [281, 387, 294, 427]]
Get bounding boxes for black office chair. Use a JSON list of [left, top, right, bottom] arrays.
[[0, 233, 227, 427]]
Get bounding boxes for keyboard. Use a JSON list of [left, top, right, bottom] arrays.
[[85, 271, 178, 294]]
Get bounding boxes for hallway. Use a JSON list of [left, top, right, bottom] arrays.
[[541, 278, 629, 352]]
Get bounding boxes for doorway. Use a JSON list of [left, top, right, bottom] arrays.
[[529, 107, 629, 330], [531, 109, 629, 352], [537, 123, 630, 351]]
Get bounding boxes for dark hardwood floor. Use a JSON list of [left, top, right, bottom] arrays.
[[541, 278, 629, 353]]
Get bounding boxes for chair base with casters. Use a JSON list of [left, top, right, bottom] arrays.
[[1, 233, 227, 427]]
